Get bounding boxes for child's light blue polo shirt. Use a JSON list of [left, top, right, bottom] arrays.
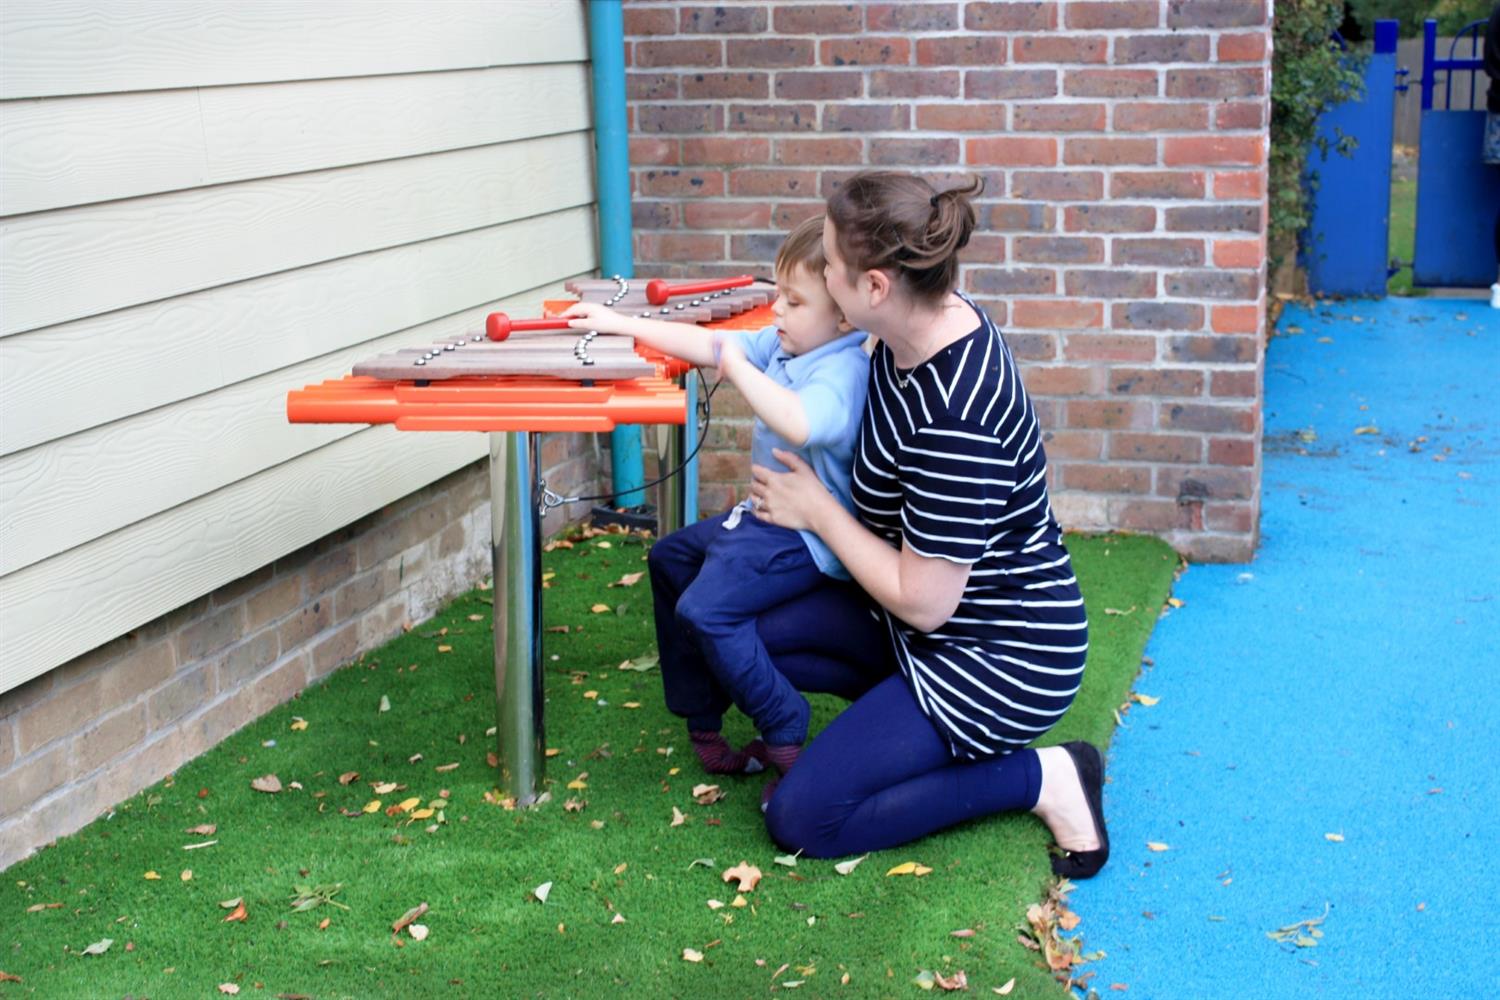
[[730, 325, 871, 579]]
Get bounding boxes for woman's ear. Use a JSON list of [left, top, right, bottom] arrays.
[[864, 268, 892, 309]]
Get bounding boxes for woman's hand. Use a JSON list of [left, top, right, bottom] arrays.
[[561, 301, 631, 335], [749, 448, 831, 532]]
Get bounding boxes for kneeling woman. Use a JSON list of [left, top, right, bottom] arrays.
[[748, 171, 1107, 878]]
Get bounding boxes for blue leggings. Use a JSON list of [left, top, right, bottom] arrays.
[[760, 584, 1045, 858]]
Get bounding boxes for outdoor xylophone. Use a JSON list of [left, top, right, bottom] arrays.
[[286, 274, 775, 805]]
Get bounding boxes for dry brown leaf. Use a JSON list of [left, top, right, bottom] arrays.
[[373, 781, 398, 794], [0, 971, 21, 983], [224, 902, 248, 923], [934, 970, 968, 991], [1146, 842, 1170, 852], [437, 645, 452, 653], [217, 985, 240, 995], [590, 604, 611, 614], [143, 871, 161, 880], [721, 862, 762, 892], [435, 763, 460, 773], [608, 572, 645, 588], [950, 928, 975, 938], [338, 772, 359, 786], [318, 917, 330, 931], [391, 902, 429, 934], [250, 775, 282, 794], [671, 806, 687, 827], [184, 823, 217, 835], [1058, 910, 1081, 930], [25, 903, 62, 913], [1131, 693, 1160, 707], [692, 784, 724, 805]]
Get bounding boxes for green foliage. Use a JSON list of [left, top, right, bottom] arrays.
[[1347, 0, 1492, 38], [1270, 0, 1368, 269]]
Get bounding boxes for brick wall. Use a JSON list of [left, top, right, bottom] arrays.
[[623, 0, 1271, 561], [0, 434, 603, 869]]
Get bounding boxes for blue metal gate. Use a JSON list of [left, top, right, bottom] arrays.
[[1413, 17, 1500, 288]]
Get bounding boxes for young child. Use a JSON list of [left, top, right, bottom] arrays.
[[561, 217, 869, 802]]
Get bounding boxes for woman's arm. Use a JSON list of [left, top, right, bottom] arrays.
[[750, 450, 969, 632]]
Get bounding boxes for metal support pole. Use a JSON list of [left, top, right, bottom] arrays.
[[490, 431, 544, 805], [654, 417, 684, 539]]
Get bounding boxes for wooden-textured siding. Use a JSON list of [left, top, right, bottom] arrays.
[[0, 0, 595, 691]]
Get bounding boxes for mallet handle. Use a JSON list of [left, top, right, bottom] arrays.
[[645, 275, 755, 306], [486, 313, 573, 341]]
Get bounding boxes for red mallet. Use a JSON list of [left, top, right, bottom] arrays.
[[644, 275, 755, 306], [485, 312, 574, 342]]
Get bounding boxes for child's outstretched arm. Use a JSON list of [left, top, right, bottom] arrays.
[[561, 302, 717, 368], [715, 336, 810, 447]]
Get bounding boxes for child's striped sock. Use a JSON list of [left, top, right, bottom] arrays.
[[690, 730, 765, 775]]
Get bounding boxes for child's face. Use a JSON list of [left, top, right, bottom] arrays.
[[771, 262, 849, 356]]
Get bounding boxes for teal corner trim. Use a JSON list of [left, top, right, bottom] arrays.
[[588, 0, 646, 507]]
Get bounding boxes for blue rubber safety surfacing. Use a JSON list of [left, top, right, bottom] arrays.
[[1070, 298, 1498, 998]]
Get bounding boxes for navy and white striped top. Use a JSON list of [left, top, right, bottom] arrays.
[[850, 295, 1089, 759]]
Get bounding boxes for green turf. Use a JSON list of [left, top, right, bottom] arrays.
[[1387, 176, 1426, 297], [1, 530, 1176, 998]]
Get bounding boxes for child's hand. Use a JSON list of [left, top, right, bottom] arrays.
[[562, 301, 630, 335]]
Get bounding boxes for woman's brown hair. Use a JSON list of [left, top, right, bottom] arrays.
[[825, 171, 983, 306]]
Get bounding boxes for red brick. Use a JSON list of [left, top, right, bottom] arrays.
[[1021, 364, 1102, 395], [1012, 35, 1106, 64], [874, 137, 962, 166], [1063, 465, 1152, 494], [1065, 204, 1153, 232], [916, 36, 1007, 66], [824, 104, 910, 131], [1011, 170, 1103, 201], [628, 72, 679, 100], [1111, 170, 1204, 199], [1015, 236, 1104, 264], [775, 3, 864, 33], [984, 203, 1056, 231], [679, 5, 767, 33], [958, 233, 1007, 265], [730, 232, 788, 260], [1110, 433, 1203, 464], [1157, 467, 1255, 502], [1219, 32, 1268, 62], [1165, 135, 1265, 167], [775, 70, 863, 100], [1213, 239, 1262, 269], [1211, 369, 1258, 398], [1005, 331, 1060, 360], [682, 71, 768, 99], [966, 2, 1057, 31], [966, 268, 1057, 295], [1166, 270, 1260, 300], [966, 137, 1055, 167], [774, 137, 864, 165], [916, 104, 1008, 132], [1204, 501, 1255, 533], [1165, 205, 1262, 233], [728, 169, 819, 198], [1216, 101, 1266, 130], [1065, 269, 1156, 298], [1111, 498, 1197, 532], [965, 68, 1057, 99], [1209, 437, 1257, 466], [822, 37, 911, 66], [1110, 367, 1205, 397], [630, 136, 679, 166], [1165, 334, 1257, 364], [728, 38, 815, 67], [1041, 430, 1104, 460], [772, 202, 824, 228], [1212, 304, 1261, 334], [1115, 34, 1211, 63], [1168, 0, 1266, 29], [1012, 299, 1102, 329], [1062, 333, 1157, 361], [1166, 68, 1265, 99], [623, 6, 677, 35], [637, 232, 725, 262], [1112, 301, 1204, 331], [1068, 400, 1152, 430], [1064, 69, 1158, 98], [637, 168, 725, 197], [1114, 237, 1203, 267], [639, 104, 725, 134], [1014, 103, 1106, 132], [1114, 101, 1209, 132], [635, 39, 723, 68], [1161, 403, 1255, 434], [683, 201, 773, 229], [1064, 137, 1156, 166], [870, 69, 961, 98], [866, 3, 961, 31], [1065, 1, 1160, 28], [681, 136, 771, 164], [728, 103, 817, 131], [1214, 170, 1266, 199]]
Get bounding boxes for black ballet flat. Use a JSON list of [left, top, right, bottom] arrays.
[[1050, 740, 1110, 880]]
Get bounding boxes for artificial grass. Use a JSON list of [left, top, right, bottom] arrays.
[[1387, 176, 1425, 297], [1, 530, 1176, 999]]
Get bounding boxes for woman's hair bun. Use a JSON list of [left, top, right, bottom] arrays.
[[827, 172, 982, 305]]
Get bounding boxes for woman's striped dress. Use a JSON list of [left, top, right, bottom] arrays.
[[849, 295, 1089, 760]]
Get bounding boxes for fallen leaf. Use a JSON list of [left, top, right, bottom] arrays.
[[217, 985, 240, 995], [409, 808, 435, 820], [25, 903, 62, 912], [81, 938, 113, 956], [219, 897, 242, 909], [250, 775, 282, 794], [408, 923, 429, 941], [950, 928, 975, 938], [618, 653, 660, 672], [373, 781, 398, 794], [707, 899, 725, 910], [567, 777, 588, 791], [289, 717, 308, 731], [467, 614, 484, 621], [1324, 833, 1344, 843], [731, 895, 747, 908], [392, 902, 429, 933], [994, 978, 1016, 995], [722, 862, 762, 892], [887, 862, 918, 876], [1110, 986, 1129, 993], [182, 839, 218, 851], [1131, 693, 1160, 706], [583, 691, 599, 700], [590, 604, 611, 614], [180, 869, 193, 882], [533, 882, 552, 904], [185, 823, 218, 835], [692, 784, 724, 805], [773, 850, 801, 867], [682, 948, 703, 963], [0, 972, 20, 983], [596, 540, 612, 549], [1058, 909, 1080, 930], [143, 871, 161, 881], [611, 913, 627, 924], [545, 748, 561, 758], [436, 645, 452, 654], [834, 854, 868, 876], [224, 902, 248, 923], [1146, 842, 1170, 852], [363, 800, 382, 814], [379, 695, 391, 713], [1166, 597, 1185, 608], [1354, 425, 1380, 435], [913, 970, 936, 991], [935, 970, 968, 991], [671, 807, 687, 827], [435, 763, 460, 773], [622, 702, 642, 709], [318, 917, 330, 931]]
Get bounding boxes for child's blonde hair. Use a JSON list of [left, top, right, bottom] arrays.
[[774, 215, 827, 281]]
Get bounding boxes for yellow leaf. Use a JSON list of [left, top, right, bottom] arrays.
[[1147, 842, 1170, 852], [623, 702, 642, 709], [374, 782, 398, 794], [542, 572, 556, 582], [397, 797, 421, 812], [410, 808, 435, 820], [596, 541, 613, 549], [143, 871, 161, 880], [1166, 597, 1184, 608], [363, 800, 382, 813], [467, 614, 484, 622], [913, 865, 933, 876], [545, 748, 561, 757], [180, 870, 192, 882], [289, 717, 308, 731], [707, 899, 725, 910], [584, 690, 599, 699], [1354, 425, 1380, 435], [590, 604, 611, 614], [567, 778, 588, 791], [682, 948, 703, 963], [437, 644, 452, 653], [668, 767, 680, 776], [614, 863, 628, 875], [1132, 693, 1160, 706], [1324, 833, 1344, 843], [886, 861, 919, 876], [731, 894, 748, 908]]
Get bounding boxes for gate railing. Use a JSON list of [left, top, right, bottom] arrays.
[[1420, 18, 1488, 111]]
